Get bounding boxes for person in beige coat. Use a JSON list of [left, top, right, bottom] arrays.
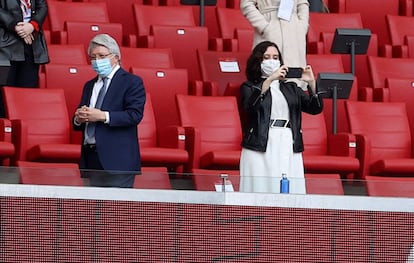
[[241, 0, 310, 84]]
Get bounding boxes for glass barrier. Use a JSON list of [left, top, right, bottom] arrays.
[[1, 164, 414, 198]]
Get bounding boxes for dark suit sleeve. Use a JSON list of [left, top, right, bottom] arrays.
[[107, 73, 145, 127]]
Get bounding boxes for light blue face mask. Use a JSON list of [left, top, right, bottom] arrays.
[[91, 57, 113, 77]]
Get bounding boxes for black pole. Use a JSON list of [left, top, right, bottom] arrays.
[[350, 40, 356, 75], [199, 0, 205, 26], [332, 85, 338, 134]]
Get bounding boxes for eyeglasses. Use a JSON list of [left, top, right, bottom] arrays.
[[89, 53, 113, 61]]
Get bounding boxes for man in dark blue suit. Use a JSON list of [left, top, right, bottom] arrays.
[[73, 34, 145, 188]]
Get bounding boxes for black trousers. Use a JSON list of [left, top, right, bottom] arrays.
[[83, 145, 135, 188], [7, 44, 39, 88]]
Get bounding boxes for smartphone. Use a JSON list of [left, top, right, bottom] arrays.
[[285, 67, 303, 78]]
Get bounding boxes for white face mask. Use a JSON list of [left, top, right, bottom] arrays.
[[261, 59, 281, 77]]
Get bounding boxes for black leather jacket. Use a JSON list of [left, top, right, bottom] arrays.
[[0, 0, 49, 63], [240, 79, 323, 153]]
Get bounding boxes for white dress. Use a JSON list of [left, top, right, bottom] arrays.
[[239, 81, 306, 194]]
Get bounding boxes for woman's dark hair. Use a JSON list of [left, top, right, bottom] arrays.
[[245, 41, 284, 82]]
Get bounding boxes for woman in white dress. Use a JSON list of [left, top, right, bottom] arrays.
[[239, 41, 323, 194]]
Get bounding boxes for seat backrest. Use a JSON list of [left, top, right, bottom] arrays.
[[17, 161, 83, 186], [47, 44, 88, 65], [176, 94, 242, 154], [216, 7, 253, 39], [365, 175, 414, 197], [345, 101, 412, 162], [197, 50, 249, 96], [302, 112, 329, 156], [368, 56, 414, 90], [151, 25, 208, 81], [44, 64, 96, 144], [120, 47, 175, 71], [47, 1, 110, 32], [386, 15, 414, 46], [65, 21, 123, 47], [306, 54, 344, 77], [308, 12, 363, 44], [132, 4, 196, 37], [138, 93, 157, 148], [385, 78, 414, 153], [3, 87, 71, 154], [131, 67, 188, 134]]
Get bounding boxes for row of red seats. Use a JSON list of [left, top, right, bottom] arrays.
[[4, 85, 414, 197]]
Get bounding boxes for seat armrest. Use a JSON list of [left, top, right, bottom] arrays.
[[124, 34, 137, 48], [358, 86, 374, 101], [188, 80, 205, 96], [202, 81, 220, 96], [355, 134, 371, 179], [399, 0, 413, 16], [208, 38, 223, 51], [373, 87, 390, 102], [158, 125, 186, 150], [392, 45, 409, 58], [10, 119, 29, 164], [0, 118, 12, 142], [378, 44, 393, 57], [327, 132, 357, 157], [183, 126, 201, 171]]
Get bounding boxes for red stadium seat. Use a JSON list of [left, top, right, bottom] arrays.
[[132, 4, 196, 44], [65, 21, 123, 47], [43, 64, 96, 144], [47, 1, 110, 44], [131, 67, 189, 133], [89, 0, 146, 46], [176, 94, 242, 171], [367, 56, 414, 97], [215, 7, 254, 51], [327, 0, 403, 46], [39, 44, 89, 89], [138, 93, 188, 171], [384, 15, 414, 58], [375, 78, 414, 150], [197, 50, 249, 96], [306, 54, 358, 133], [120, 47, 175, 71], [17, 161, 83, 186], [302, 112, 359, 179], [159, 0, 227, 40], [46, 44, 88, 65], [2, 87, 81, 164], [345, 101, 414, 179], [149, 25, 209, 81], [365, 175, 414, 197], [307, 12, 380, 88]]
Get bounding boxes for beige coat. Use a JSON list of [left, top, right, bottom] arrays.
[[241, 0, 309, 68]]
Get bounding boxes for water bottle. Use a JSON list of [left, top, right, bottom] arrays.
[[280, 173, 290, 193]]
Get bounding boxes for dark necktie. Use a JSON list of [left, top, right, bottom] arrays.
[[86, 77, 108, 138]]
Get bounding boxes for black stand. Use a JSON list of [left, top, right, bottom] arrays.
[[330, 28, 371, 75], [180, 0, 217, 26], [317, 73, 354, 134]]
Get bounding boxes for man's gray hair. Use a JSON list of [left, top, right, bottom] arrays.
[[88, 34, 121, 60]]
